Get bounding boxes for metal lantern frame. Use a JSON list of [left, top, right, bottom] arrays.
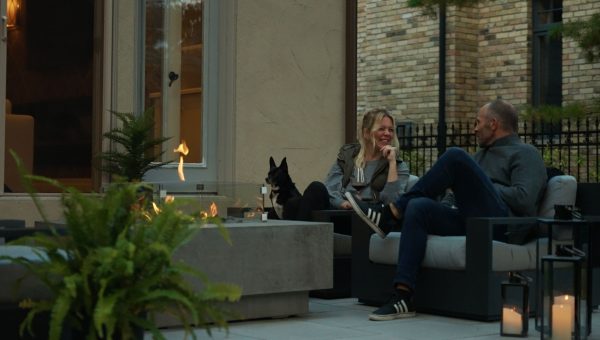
[[500, 272, 529, 337], [540, 255, 587, 340]]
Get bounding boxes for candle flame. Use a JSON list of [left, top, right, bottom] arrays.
[[174, 140, 189, 182]]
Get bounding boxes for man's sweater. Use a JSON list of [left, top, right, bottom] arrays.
[[474, 134, 547, 216]]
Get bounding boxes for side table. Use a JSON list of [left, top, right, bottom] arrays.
[[536, 218, 595, 336]]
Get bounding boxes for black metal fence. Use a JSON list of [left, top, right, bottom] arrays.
[[396, 117, 600, 183]]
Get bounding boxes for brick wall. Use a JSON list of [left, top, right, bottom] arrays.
[[357, 0, 438, 124], [562, 0, 600, 104], [476, 0, 530, 108], [357, 0, 599, 125]]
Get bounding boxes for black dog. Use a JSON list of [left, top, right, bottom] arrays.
[[265, 157, 301, 219]]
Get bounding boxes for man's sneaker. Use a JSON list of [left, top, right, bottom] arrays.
[[344, 192, 394, 238], [369, 290, 416, 321]]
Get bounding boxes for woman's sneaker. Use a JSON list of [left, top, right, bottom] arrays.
[[344, 192, 396, 238], [369, 290, 416, 321]]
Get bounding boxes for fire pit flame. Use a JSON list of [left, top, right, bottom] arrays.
[[174, 140, 189, 182]]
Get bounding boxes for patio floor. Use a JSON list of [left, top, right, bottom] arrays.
[[152, 297, 600, 339]]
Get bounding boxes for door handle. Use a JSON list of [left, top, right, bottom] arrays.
[[1, 16, 7, 42], [168, 71, 179, 87]]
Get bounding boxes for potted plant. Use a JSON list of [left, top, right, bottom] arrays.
[[98, 108, 172, 182], [4, 156, 241, 339]]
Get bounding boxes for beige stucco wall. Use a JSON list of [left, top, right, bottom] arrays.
[[233, 0, 346, 192]]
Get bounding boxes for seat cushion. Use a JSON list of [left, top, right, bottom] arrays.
[[333, 232, 352, 256], [369, 232, 540, 271]]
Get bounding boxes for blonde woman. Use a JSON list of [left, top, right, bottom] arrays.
[[282, 108, 409, 220], [325, 108, 410, 209]]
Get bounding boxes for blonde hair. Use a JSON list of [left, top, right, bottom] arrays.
[[355, 108, 400, 168]]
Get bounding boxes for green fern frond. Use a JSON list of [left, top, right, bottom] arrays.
[[98, 108, 172, 181], [48, 290, 73, 340], [5, 179, 240, 339]]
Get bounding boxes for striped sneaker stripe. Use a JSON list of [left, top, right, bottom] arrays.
[[344, 191, 386, 238], [367, 209, 381, 226], [392, 300, 409, 314]]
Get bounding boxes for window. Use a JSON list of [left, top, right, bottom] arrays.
[[533, 0, 562, 108]]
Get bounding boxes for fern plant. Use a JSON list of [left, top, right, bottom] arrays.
[[3, 161, 241, 340], [99, 109, 172, 182]]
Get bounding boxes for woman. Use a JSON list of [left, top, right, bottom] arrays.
[[286, 108, 410, 220], [326, 108, 410, 209]]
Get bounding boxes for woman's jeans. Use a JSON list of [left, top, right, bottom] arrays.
[[284, 181, 330, 220], [393, 147, 509, 290]]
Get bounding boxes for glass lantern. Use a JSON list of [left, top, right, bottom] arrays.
[[500, 272, 529, 337], [540, 254, 588, 339]]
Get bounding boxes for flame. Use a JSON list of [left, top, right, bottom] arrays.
[[174, 140, 189, 182], [199, 202, 219, 220], [152, 202, 161, 214]]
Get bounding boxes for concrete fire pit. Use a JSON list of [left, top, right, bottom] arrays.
[[158, 219, 333, 326]]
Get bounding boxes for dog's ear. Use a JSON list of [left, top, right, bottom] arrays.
[[280, 157, 288, 171], [269, 156, 276, 168]]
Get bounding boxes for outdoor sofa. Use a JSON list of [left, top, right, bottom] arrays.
[[351, 174, 583, 321]]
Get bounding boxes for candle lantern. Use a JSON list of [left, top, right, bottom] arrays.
[[500, 272, 529, 337], [540, 253, 589, 339]]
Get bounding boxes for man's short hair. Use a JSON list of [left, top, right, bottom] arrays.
[[487, 99, 518, 132]]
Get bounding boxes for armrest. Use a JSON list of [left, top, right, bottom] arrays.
[[465, 217, 537, 275]]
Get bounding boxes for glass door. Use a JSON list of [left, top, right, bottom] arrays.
[[143, 0, 216, 189], [2, 0, 97, 193]]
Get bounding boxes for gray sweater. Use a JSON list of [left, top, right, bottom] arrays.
[[473, 134, 547, 216]]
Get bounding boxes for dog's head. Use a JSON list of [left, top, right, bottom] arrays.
[[265, 157, 289, 191]]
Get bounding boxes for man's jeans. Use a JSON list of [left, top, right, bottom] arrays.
[[393, 147, 509, 290]]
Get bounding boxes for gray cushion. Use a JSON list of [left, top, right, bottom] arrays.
[[367, 174, 579, 271], [537, 175, 577, 217], [369, 232, 539, 271]]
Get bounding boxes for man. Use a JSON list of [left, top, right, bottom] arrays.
[[345, 99, 547, 321]]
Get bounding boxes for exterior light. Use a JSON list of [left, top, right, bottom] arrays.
[[6, 0, 19, 29]]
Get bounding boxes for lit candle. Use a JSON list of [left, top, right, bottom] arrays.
[[502, 307, 522, 335], [552, 303, 573, 339], [555, 295, 575, 332]]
